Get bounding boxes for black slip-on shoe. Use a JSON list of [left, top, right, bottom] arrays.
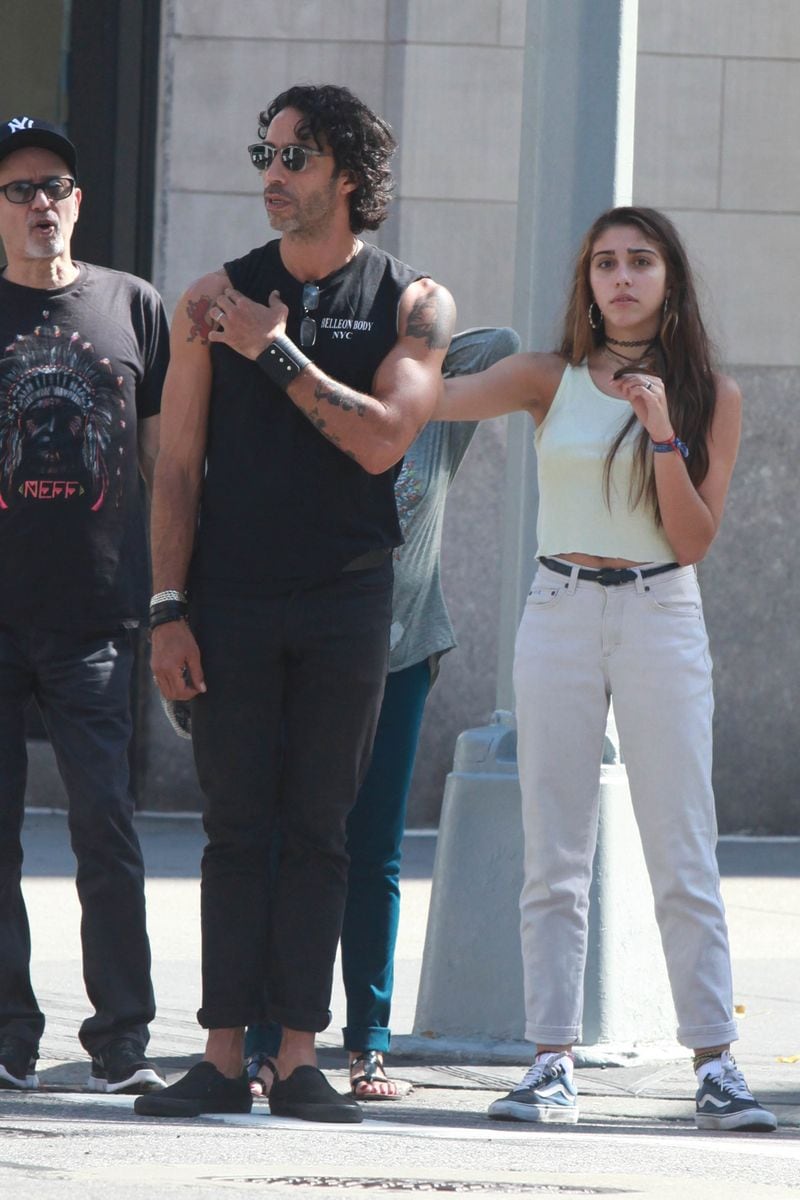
[[89, 1037, 166, 1094], [269, 1065, 363, 1123], [133, 1061, 252, 1118]]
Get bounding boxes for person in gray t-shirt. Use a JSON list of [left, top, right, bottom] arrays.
[[243, 327, 519, 1099]]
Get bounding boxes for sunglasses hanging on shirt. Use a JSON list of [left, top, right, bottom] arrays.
[[300, 283, 320, 348]]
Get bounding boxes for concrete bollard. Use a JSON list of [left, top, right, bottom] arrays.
[[413, 712, 526, 1046], [411, 709, 676, 1062]]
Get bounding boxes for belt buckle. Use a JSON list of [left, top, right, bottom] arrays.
[[595, 567, 630, 587]]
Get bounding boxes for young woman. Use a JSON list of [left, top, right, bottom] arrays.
[[435, 207, 775, 1133]]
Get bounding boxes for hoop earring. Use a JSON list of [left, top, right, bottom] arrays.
[[588, 301, 603, 330], [661, 298, 679, 338]]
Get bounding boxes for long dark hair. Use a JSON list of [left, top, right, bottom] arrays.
[[261, 84, 395, 234], [560, 206, 717, 520]]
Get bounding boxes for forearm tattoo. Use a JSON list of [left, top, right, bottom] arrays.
[[300, 404, 356, 459], [313, 378, 366, 417], [406, 286, 455, 349], [186, 295, 216, 344]]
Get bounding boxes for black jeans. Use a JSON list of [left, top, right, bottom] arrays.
[[0, 625, 155, 1055], [191, 561, 392, 1033]]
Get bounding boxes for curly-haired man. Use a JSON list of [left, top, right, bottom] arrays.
[[138, 85, 455, 1123]]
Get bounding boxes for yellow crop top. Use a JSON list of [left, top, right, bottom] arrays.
[[534, 363, 676, 562]]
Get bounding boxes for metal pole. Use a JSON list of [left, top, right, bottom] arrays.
[[497, 0, 638, 706]]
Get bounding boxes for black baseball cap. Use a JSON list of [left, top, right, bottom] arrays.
[[0, 116, 77, 176]]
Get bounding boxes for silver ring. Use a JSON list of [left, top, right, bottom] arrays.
[[644, 381, 654, 391]]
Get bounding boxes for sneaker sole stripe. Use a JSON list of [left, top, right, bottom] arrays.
[[0, 1068, 39, 1090], [488, 1101, 579, 1124], [695, 1111, 778, 1132], [89, 1068, 166, 1094]]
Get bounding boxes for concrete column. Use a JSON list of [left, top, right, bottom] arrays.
[[411, 0, 679, 1061]]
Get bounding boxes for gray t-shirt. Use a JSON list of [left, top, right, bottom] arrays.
[[387, 325, 521, 675], [389, 419, 478, 673]]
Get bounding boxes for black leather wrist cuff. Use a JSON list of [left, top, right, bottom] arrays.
[[256, 334, 311, 390], [149, 604, 188, 631]]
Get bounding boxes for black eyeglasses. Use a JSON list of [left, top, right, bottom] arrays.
[[300, 283, 320, 348], [248, 143, 325, 173], [0, 176, 75, 204]]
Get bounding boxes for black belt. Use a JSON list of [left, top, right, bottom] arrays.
[[539, 555, 679, 587], [342, 547, 392, 572]]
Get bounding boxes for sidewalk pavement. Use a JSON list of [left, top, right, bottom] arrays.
[[15, 810, 800, 1130]]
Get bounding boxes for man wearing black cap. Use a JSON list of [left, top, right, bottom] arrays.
[[0, 117, 169, 1095]]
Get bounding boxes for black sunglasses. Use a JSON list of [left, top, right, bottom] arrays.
[[248, 143, 325, 173], [0, 176, 75, 204], [300, 283, 320, 349]]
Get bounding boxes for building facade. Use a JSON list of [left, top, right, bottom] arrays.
[[3, 0, 798, 830]]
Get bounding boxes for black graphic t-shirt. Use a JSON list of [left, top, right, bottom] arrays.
[[191, 239, 424, 597], [0, 263, 169, 629]]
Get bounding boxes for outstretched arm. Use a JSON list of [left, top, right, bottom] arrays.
[[432, 351, 565, 424], [207, 276, 457, 473]]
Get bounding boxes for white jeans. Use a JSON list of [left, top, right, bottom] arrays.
[[513, 560, 738, 1050]]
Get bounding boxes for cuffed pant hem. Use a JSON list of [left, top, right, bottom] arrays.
[[677, 1020, 739, 1050], [342, 1025, 391, 1054], [525, 1023, 581, 1046], [267, 1004, 332, 1034], [80, 1023, 151, 1056], [197, 1006, 259, 1031], [0, 1019, 43, 1052]]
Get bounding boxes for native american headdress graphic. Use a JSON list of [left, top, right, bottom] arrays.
[[0, 324, 125, 510]]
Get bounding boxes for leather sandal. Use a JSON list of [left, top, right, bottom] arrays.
[[246, 1051, 277, 1099], [349, 1050, 402, 1100]]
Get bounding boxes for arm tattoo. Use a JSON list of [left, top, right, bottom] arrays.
[[186, 295, 216, 344], [405, 286, 455, 349], [314, 378, 366, 417], [300, 405, 356, 460]]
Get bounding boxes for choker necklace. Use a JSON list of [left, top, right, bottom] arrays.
[[605, 335, 655, 348], [603, 343, 640, 366]]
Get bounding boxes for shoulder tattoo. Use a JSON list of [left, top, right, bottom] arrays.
[[186, 295, 216, 344], [405, 285, 455, 350]]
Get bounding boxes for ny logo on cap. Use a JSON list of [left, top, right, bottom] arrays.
[[7, 117, 35, 134]]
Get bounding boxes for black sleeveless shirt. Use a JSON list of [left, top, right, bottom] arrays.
[[191, 239, 423, 598]]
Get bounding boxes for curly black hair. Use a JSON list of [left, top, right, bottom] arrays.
[[259, 84, 396, 234]]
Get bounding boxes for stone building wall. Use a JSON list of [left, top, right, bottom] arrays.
[[89, 0, 800, 828], [633, 0, 800, 829]]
